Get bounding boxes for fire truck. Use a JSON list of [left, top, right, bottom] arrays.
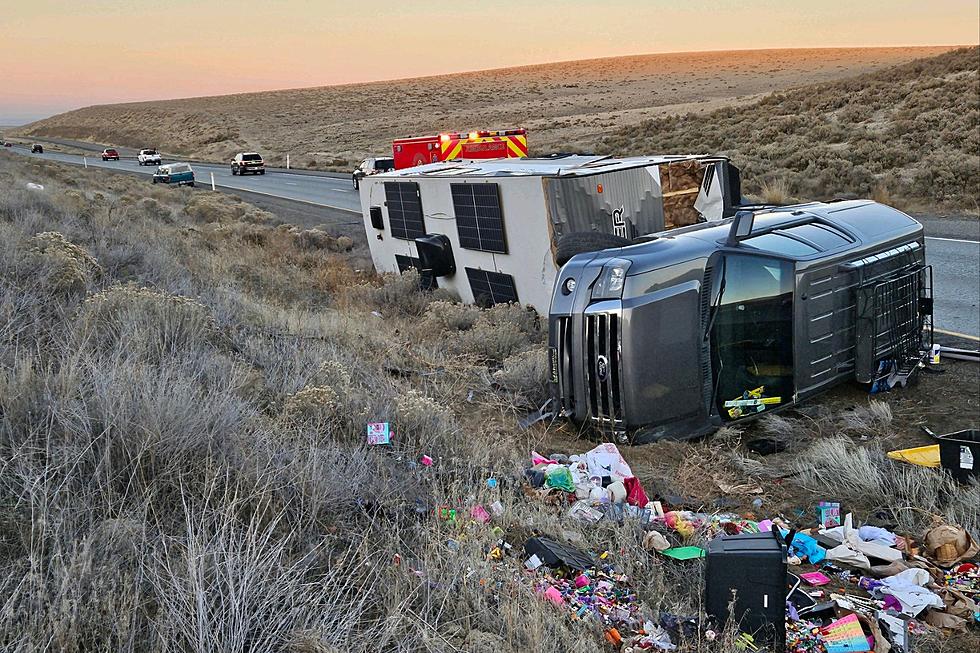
[[391, 129, 528, 169]]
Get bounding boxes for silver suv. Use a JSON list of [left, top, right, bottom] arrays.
[[550, 201, 930, 443], [232, 152, 265, 176], [137, 149, 161, 166]]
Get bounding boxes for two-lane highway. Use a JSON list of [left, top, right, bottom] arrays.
[[7, 145, 360, 214]]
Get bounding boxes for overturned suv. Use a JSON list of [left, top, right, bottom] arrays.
[[549, 200, 932, 443]]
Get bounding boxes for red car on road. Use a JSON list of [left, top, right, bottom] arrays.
[[102, 149, 120, 161]]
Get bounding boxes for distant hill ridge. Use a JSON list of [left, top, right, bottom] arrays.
[[16, 46, 957, 172]]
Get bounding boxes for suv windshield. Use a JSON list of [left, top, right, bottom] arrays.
[[144, 150, 156, 155], [243, 153, 262, 161], [710, 254, 794, 419]]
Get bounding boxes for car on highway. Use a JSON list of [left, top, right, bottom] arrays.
[[137, 149, 162, 166], [101, 148, 120, 161], [231, 152, 265, 175], [2, 142, 12, 148], [152, 163, 195, 187], [31, 144, 44, 154], [353, 156, 395, 190]]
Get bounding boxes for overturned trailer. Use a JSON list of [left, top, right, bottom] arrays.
[[549, 200, 933, 442], [358, 155, 741, 313]]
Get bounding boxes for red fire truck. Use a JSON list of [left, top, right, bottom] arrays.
[[391, 129, 528, 169]]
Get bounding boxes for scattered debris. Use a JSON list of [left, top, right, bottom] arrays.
[[366, 421, 391, 445]]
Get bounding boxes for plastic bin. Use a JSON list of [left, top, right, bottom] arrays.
[[935, 429, 979, 482]]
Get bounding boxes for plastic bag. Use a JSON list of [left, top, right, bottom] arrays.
[[545, 465, 575, 493]]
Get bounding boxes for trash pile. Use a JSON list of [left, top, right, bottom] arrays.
[[516, 442, 979, 651], [393, 437, 977, 651], [525, 443, 652, 523], [522, 536, 677, 649]]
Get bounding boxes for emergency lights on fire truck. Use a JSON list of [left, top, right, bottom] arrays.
[[439, 134, 450, 142], [469, 132, 479, 140], [591, 258, 631, 300]]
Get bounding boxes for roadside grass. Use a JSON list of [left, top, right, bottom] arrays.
[[0, 153, 976, 652], [599, 46, 980, 211]]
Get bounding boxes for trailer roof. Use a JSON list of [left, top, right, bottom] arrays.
[[376, 154, 728, 179]]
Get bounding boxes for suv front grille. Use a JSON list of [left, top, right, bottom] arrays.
[[554, 316, 574, 411], [584, 311, 623, 426]]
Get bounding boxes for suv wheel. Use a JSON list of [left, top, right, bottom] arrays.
[[352, 175, 359, 190]]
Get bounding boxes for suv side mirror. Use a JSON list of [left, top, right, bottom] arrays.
[[725, 210, 755, 247]]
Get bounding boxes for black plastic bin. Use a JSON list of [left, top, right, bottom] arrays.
[[935, 429, 979, 482], [705, 531, 787, 651]]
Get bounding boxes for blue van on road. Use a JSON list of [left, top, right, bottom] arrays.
[[152, 163, 195, 187]]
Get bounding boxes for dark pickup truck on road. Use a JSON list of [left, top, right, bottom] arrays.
[[549, 200, 931, 443]]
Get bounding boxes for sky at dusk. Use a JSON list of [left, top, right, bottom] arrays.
[[1, 0, 978, 125]]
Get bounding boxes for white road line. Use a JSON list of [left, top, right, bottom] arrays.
[[934, 328, 980, 342], [221, 185, 360, 214], [925, 236, 980, 245]]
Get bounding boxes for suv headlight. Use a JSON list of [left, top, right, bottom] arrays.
[[591, 258, 631, 300]]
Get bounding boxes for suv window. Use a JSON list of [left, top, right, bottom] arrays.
[[743, 232, 818, 257], [376, 158, 395, 171], [711, 255, 794, 419], [143, 150, 156, 155], [242, 153, 262, 161]]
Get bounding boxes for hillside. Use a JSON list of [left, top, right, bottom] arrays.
[[600, 46, 980, 210], [2, 151, 978, 652], [16, 46, 954, 167]]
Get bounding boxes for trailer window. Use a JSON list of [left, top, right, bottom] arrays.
[[384, 182, 425, 240], [395, 254, 437, 290], [711, 255, 794, 419], [451, 183, 507, 253], [465, 268, 518, 306]]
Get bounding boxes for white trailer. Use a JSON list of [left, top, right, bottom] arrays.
[[358, 154, 741, 314]]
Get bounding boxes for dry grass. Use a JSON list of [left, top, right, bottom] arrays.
[[1, 152, 977, 652], [600, 46, 980, 210], [14, 47, 955, 169]]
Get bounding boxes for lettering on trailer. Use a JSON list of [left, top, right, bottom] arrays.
[[612, 206, 628, 239]]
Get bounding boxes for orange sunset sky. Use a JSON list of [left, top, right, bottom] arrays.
[[2, 0, 978, 124]]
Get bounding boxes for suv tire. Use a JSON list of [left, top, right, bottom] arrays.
[[555, 231, 632, 266]]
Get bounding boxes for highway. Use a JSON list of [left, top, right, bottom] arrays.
[[6, 143, 360, 214], [6, 144, 978, 338]]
